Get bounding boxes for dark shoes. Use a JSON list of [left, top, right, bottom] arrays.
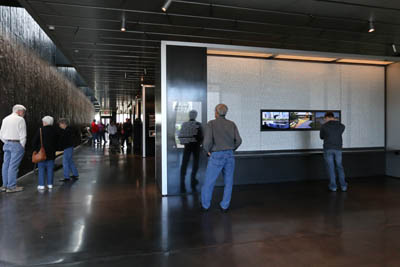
[[220, 206, 229, 213], [59, 178, 70, 182], [70, 176, 79, 180], [6, 186, 24, 193]]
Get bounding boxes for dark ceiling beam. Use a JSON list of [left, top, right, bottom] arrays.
[[71, 42, 160, 49], [71, 48, 159, 54], [314, 0, 400, 11], [37, 12, 396, 46]]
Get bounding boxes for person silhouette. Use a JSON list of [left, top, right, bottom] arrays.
[[178, 110, 203, 193]]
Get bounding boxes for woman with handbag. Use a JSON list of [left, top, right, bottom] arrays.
[[32, 116, 58, 190]]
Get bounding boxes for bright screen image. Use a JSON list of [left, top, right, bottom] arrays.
[[261, 112, 290, 130], [289, 112, 314, 129], [314, 112, 341, 130]]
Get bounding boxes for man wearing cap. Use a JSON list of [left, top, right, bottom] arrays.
[[0, 104, 27, 193], [201, 104, 242, 212]]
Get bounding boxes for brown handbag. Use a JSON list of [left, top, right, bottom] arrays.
[[32, 128, 47, 163]]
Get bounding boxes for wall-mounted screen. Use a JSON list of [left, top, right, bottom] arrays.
[[289, 112, 314, 129], [261, 111, 290, 130], [261, 110, 341, 131]]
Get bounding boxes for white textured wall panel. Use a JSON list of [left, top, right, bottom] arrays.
[[207, 56, 385, 151]]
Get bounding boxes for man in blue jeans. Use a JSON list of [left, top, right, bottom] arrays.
[[58, 118, 79, 182], [0, 104, 27, 193], [320, 112, 347, 192], [201, 104, 242, 212]]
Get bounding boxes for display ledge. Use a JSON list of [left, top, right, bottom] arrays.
[[234, 147, 385, 158]]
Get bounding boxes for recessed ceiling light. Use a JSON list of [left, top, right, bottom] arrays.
[[368, 21, 375, 33], [162, 0, 172, 12], [48, 25, 55, 31], [121, 12, 126, 32]]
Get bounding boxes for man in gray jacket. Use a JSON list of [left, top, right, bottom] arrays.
[[201, 104, 242, 212]]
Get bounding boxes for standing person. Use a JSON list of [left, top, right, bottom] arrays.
[[0, 104, 27, 193], [91, 119, 99, 144], [32, 116, 58, 190], [122, 119, 133, 147], [58, 118, 79, 182], [320, 112, 347, 192], [107, 121, 118, 149], [178, 110, 203, 193], [98, 121, 106, 144], [201, 104, 242, 212]]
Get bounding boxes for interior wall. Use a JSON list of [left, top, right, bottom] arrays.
[[208, 56, 385, 151], [386, 62, 400, 177], [0, 21, 94, 181]]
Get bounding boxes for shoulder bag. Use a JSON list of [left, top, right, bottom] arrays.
[[32, 128, 47, 163]]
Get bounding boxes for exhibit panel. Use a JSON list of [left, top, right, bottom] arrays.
[[386, 62, 400, 177], [165, 45, 208, 195], [207, 56, 385, 151]]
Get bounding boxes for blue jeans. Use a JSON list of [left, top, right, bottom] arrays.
[[38, 160, 54, 186], [324, 149, 347, 190], [63, 147, 78, 179], [201, 150, 235, 210], [2, 142, 24, 189]]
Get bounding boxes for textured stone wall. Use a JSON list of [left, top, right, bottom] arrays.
[[0, 6, 94, 180]]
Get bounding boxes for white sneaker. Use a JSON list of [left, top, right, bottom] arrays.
[[37, 185, 45, 190], [47, 185, 53, 189]]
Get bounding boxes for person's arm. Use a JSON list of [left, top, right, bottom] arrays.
[[320, 126, 325, 140], [202, 122, 213, 154], [198, 123, 204, 143], [18, 119, 27, 148], [233, 124, 242, 150], [32, 129, 40, 152], [0, 122, 5, 144]]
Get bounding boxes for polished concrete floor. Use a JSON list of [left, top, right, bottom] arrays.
[[1, 145, 400, 266]]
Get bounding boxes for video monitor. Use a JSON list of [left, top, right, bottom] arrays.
[[289, 112, 314, 129], [314, 111, 341, 130], [261, 111, 290, 130]]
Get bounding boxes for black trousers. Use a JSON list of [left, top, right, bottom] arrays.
[[180, 143, 201, 186]]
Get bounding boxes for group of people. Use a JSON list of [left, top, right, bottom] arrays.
[[0, 105, 79, 193], [90, 119, 133, 149], [181, 104, 346, 213]]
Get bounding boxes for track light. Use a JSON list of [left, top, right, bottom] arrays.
[[392, 44, 397, 53], [121, 12, 126, 32], [368, 21, 375, 33], [161, 0, 172, 12]]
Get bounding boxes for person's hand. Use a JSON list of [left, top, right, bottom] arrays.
[[207, 152, 211, 157]]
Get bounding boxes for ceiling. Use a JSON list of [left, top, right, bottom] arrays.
[[17, 0, 400, 109]]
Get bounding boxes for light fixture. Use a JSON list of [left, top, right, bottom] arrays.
[[144, 68, 147, 75], [336, 59, 393, 65], [121, 12, 126, 32], [161, 0, 172, 12], [368, 21, 375, 33], [207, 49, 273, 58], [274, 54, 337, 62], [48, 25, 55, 31], [392, 44, 397, 53]]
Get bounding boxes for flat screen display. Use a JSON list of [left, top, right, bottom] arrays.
[[260, 110, 341, 131], [314, 111, 341, 130], [289, 112, 314, 129], [261, 111, 290, 130]]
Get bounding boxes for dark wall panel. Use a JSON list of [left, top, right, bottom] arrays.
[[166, 45, 207, 195], [225, 151, 385, 186]]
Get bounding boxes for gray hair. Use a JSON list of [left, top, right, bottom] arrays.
[[42, 116, 54, 126], [12, 104, 26, 113], [59, 118, 69, 126], [215, 104, 228, 116]]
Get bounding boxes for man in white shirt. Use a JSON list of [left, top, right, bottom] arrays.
[[0, 104, 27, 193]]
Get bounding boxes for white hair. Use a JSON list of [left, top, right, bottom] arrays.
[[42, 116, 54, 126], [12, 104, 26, 113]]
